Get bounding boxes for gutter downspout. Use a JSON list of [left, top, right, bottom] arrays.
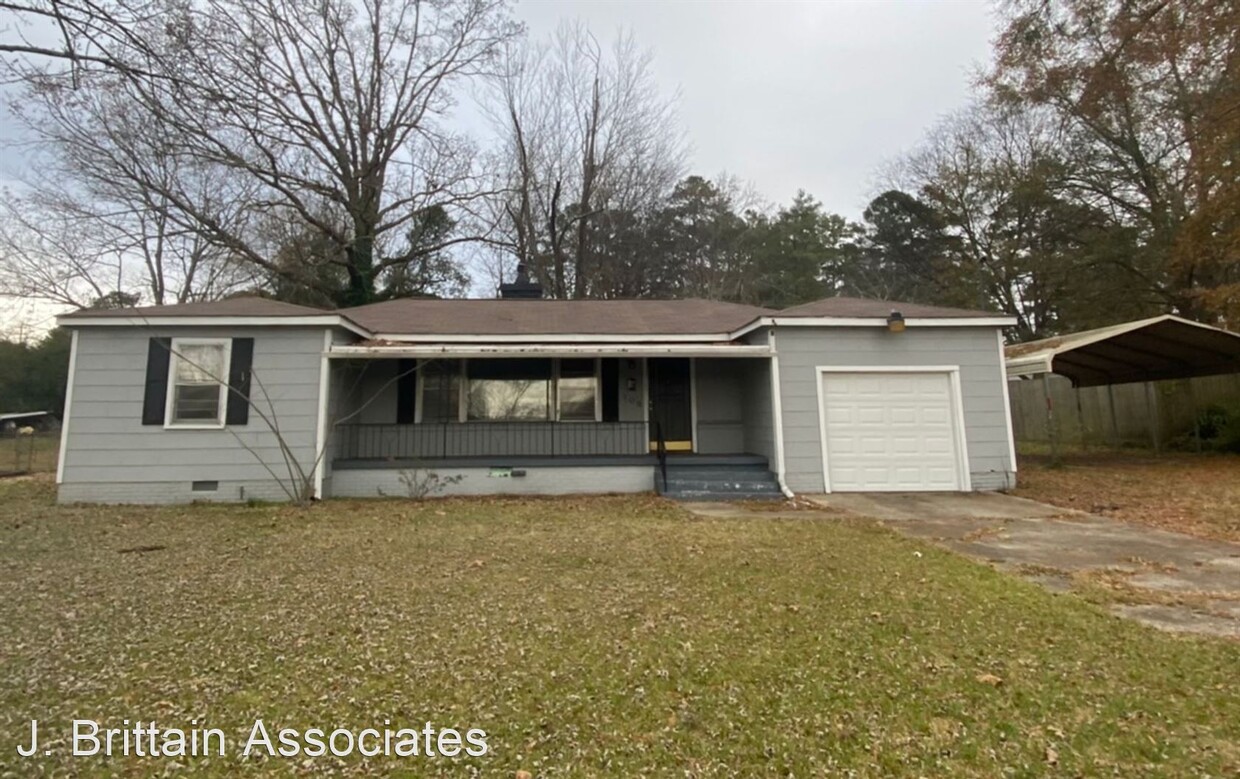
[[768, 329, 794, 498]]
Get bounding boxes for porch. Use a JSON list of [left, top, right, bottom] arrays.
[[321, 348, 782, 498]]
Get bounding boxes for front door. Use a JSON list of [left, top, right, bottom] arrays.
[[648, 358, 693, 452]]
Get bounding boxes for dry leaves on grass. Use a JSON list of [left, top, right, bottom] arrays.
[[2, 478, 1240, 777], [1015, 453, 1240, 543]]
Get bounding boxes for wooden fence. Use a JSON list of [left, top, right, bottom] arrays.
[[1007, 373, 1240, 450]]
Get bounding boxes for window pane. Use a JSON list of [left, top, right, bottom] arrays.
[[176, 343, 226, 382], [466, 360, 551, 421], [558, 376, 596, 421], [468, 379, 550, 420], [421, 360, 460, 422], [173, 384, 221, 421]]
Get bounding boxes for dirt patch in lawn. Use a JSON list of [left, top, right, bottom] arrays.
[[1014, 452, 1240, 543]]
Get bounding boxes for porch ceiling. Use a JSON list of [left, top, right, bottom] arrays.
[[328, 342, 773, 358]]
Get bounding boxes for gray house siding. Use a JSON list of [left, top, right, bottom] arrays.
[[693, 358, 744, 453], [738, 329, 776, 464], [740, 359, 775, 464], [349, 360, 402, 424], [59, 326, 330, 504], [774, 326, 1014, 493], [690, 358, 774, 458]]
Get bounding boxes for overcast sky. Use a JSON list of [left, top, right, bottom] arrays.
[[0, 0, 996, 333], [510, 0, 995, 217]]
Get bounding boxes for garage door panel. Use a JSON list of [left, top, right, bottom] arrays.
[[857, 407, 886, 424], [889, 407, 918, 424], [890, 436, 921, 455], [821, 371, 963, 492], [825, 406, 855, 424]]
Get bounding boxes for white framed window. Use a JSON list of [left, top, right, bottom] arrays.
[[165, 338, 231, 429], [416, 359, 462, 423]]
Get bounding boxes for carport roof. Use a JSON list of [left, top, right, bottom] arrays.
[[1005, 315, 1240, 387]]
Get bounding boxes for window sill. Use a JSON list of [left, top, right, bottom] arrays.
[[164, 422, 227, 430]]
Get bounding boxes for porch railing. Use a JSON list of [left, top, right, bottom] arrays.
[[334, 421, 649, 460]]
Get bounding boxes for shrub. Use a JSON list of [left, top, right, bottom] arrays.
[[1194, 403, 1240, 453]]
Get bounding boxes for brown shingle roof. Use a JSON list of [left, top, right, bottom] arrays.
[[59, 296, 331, 319], [60, 294, 1004, 335], [339, 298, 775, 336], [777, 296, 1001, 319]]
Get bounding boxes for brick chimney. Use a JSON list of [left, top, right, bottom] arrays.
[[498, 263, 543, 299]]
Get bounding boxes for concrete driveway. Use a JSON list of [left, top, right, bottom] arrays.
[[805, 492, 1240, 639]]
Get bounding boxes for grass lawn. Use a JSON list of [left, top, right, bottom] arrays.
[[1015, 451, 1240, 543], [1, 478, 1239, 777]]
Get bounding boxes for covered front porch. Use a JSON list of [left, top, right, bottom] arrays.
[[320, 342, 782, 498]]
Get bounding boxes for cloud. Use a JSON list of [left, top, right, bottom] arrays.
[[510, 0, 993, 217]]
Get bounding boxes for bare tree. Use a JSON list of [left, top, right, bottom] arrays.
[[484, 21, 686, 298], [8, 0, 520, 307], [0, 1, 170, 82], [893, 101, 1158, 338]]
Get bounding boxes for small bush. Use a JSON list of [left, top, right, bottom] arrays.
[[1193, 403, 1240, 453]]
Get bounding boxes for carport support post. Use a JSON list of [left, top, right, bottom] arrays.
[[1107, 384, 1121, 450], [1145, 381, 1161, 454], [1075, 389, 1088, 451], [1043, 373, 1059, 465], [1187, 379, 1202, 453]]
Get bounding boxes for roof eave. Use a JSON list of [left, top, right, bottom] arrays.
[[330, 343, 774, 358], [57, 313, 371, 338], [730, 315, 1016, 338]]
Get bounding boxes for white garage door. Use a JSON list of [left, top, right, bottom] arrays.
[[819, 371, 964, 492]]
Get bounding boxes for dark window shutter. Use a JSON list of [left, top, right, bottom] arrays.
[[225, 338, 254, 426], [396, 359, 417, 423], [601, 358, 620, 422], [141, 337, 172, 425]]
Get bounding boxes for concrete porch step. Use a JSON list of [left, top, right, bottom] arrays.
[[662, 489, 784, 501], [662, 466, 772, 479], [663, 478, 781, 492]]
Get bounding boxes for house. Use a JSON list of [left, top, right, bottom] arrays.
[[54, 278, 1017, 504]]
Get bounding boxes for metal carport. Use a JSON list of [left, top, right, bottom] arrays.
[[1005, 315, 1240, 455]]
